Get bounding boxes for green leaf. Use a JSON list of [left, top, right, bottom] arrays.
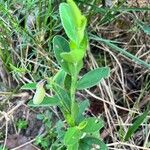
[[52, 82, 71, 111], [32, 81, 45, 105], [79, 141, 90, 150], [64, 127, 82, 146], [21, 83, 37, 90], [55, 120, 65, 140], [53, 69, 66, 86], [140, 24, 150, 35], [67, 60, 83, 76], [67, 0, 82, 27], [28, 96, 60, 107], [10, 63, 26, 74], [138, 22, 150, 35], [75, 99, 90, 124], [61, 33, 88, 64], [80, 117, 104, 133], [124, 110, 149, 141], [59, 3, 78, 44], [66, 0, 87, 43], [77, 16, 87, 43], [53, 35, 71, 73], [77, 120, 87, 130], [68, 143, 79, 150], [61, 49, 85, 63], [79, 136, 108, 150], [77, 67, 110, 90], [69, 35, 87, 52]]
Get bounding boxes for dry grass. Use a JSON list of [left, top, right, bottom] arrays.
[[0, 0, 150, 149]]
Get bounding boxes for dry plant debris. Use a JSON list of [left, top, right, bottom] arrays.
[[0, 0, 150, 149]]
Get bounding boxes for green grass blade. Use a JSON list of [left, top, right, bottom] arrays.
[[79, 1, 150, 13], [124, 110, 149, 141]]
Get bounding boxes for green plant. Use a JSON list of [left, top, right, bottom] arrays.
[[35, 111, 55, 149], [0, 145, 8, 150], [0, 0, 60, 83], [37, 110, 52, 129], [22, 0, 110, 149], [16, 119, 28, 131]]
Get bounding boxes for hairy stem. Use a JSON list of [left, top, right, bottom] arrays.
[[70, 63, 78, 126]]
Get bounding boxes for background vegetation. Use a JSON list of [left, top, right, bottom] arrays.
[[0, 0, 150, 149]]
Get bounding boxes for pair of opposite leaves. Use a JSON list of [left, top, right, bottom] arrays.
[[59, 0, 88, 63]]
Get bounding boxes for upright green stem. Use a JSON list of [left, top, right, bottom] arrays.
[[71, 76, 76, 105], [70, 63, 78, 126]]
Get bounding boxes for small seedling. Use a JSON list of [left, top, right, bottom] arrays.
[[37, 110, 52, 129], [35, 111, 64, 149], [22, 0, 110, 149], [16, 119, 28, 131], [35, 135, 51, 149]]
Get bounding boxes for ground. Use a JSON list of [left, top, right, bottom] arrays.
[[0, 0, 150, 149]]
